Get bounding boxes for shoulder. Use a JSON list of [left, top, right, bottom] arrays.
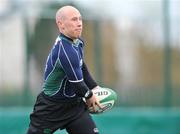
[[59, 38, 73, 52], [59, 39, 76, 56], [60, 37, 71, 45]]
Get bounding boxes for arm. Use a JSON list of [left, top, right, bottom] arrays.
[[82, 62, 98, 90], [59, 42, 92, 99], [59, 41, 102, 111], [81, 62, 102, 110]]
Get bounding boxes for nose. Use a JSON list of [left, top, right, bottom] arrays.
[[77, 19, 82, 27]]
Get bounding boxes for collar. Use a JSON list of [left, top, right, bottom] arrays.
[[59, 33, 74, 42], [59, 33, 80, 46]]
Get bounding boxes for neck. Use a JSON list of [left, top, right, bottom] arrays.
[[60, 33, 77, 42]]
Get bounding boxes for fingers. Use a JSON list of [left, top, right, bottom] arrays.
[[92, 102, 96, 112], [95, 101, 103, 109], [86, 94, 103, 112], [86, 101, 92, 108], [90, 100, 103, 113]]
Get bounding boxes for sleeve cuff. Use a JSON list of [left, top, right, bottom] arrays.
[[85, 90, 93, 99]]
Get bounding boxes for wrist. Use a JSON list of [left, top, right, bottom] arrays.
[[85, 90, 93, 99]]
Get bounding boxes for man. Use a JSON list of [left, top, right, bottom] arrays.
[[27, 5, 102, 134]]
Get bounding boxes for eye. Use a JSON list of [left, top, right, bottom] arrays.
[[72, 17, 78, 21], [71, 16, 82, 21]]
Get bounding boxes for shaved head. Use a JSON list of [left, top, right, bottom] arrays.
[[56, 6, 80, 24], [55, 5, 83, 39]]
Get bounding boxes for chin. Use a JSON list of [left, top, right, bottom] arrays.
[[76, 32, 82, 37], [75, 35, 81, 39]]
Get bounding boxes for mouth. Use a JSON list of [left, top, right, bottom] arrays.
[[75, 29, 82, 32]]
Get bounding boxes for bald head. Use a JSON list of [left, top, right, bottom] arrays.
[[56, 6, 80, 24], [55, 5, 83, 39]]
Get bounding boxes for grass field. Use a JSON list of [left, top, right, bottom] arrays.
[[0, 107, 180, 134]]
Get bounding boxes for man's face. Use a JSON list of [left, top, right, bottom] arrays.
[[62, 10, 82, 39]]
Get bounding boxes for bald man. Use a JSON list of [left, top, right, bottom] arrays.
[[27, 6, 101, 134]]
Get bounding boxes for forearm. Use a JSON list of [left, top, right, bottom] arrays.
[[71, 80, 93, 99]]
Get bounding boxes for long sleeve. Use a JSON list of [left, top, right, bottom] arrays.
[[82, 62, 98, 90]]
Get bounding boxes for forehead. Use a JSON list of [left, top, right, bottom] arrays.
[[65, 9, 81, 19]]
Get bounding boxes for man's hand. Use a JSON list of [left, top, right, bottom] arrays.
[[86, 87, 102, 112]]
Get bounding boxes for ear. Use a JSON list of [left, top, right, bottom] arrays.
[[56, 20, 61, 26], [58, 20, 64, 29]]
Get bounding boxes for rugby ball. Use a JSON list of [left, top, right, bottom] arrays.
[[89, 87, 117, 114]]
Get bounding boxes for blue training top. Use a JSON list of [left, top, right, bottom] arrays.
[[43, 33, 86, 100]]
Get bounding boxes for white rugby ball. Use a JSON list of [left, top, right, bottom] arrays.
[[88, 87, 117, 114]]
